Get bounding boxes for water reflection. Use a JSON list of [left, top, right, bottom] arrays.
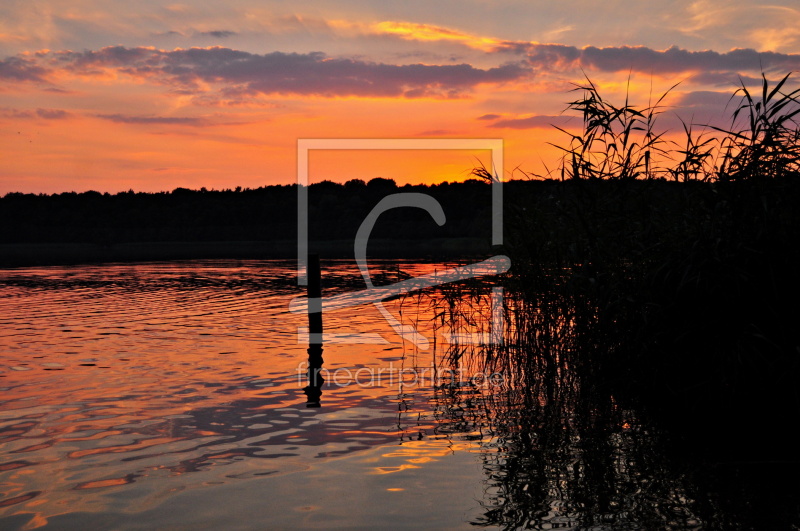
[[2, 260, 798, 529], [0, 259, 483, 528], [426, 283, 800, 529]]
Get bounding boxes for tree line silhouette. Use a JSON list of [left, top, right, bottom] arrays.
[[0, 177, 493, 251]]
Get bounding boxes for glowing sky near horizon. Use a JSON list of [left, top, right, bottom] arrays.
[[2, 0, 800, 193]]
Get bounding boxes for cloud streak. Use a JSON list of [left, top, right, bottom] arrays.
[[489, 114, 581, 130], [95, 113, 206, 125], [0, 107, 73, 119], [197, 30, 237, 38]]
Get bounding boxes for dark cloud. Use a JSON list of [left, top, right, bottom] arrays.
[[518, 43, 582, 69], [583, 46, 778, 74], [476, 113, 501, 120], [503, 43, 800, 76], [198, 30, 238, 38], [36, 108, 72, 119], [95, 113, 206, 125], [8, 44, 799, 101], [0, 56, 48, 82], [42, 87, 73, 93], [55, 46, 160, 72], [0, 107, 33, 119], [153, 30, 184, 38], [490, 114, 580, 129], [0, 107, 72, 119], [46, 46, 528, 98]]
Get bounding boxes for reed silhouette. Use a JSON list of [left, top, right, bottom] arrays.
[[390, 73, 800, 528], [416, 272, 800, 528]]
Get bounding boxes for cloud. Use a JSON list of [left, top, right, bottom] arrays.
[[153, 30, 184, 38], [476, 113, 501, 120], [0, 55, 48, 82], [197, 30, 237, 38], [584, 46, 796, 74], [43, 46, 528, 99], [365, 20, 800, 76], [370, 21, 507, 53], [515, 43, 800, 76], [350, 20, 800, 77], [0, 106, 72, 119], [95, 113, 206, 125], [6, 41, 800, 105], [685, 71, 763, 87], [36, 108, 71, 119], [489, 114, 581, 129]]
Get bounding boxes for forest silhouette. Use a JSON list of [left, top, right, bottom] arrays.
[[0, 177, 496, 265]]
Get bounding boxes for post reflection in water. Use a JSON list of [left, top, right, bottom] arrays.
[[303, 344, 325, 408], [303, 254, 324, 408]]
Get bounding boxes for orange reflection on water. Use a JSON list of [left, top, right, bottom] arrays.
[[0, 259, 498, 527]]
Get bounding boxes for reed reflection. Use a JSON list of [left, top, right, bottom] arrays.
[[420, 282, 799, 530]]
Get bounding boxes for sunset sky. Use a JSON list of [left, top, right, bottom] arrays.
[[2, 0, 800, 194]]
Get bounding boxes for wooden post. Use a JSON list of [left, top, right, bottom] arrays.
[[307, 253, 322, 342], [304, 253, 324, 407]]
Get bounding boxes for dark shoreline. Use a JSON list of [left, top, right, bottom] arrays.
[[0, 237, 490, 268]]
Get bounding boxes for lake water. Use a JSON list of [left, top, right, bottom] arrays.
[[1, 260, 797, 529], [0, 260, 503, 529]]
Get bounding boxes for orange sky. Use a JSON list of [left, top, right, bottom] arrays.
[[2, 1, 800, 193]]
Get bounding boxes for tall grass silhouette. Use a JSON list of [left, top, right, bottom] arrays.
[[456, 71, 800, 448], [715, 73, 800, 181], [543, 72, 800, 183], [548, 75, 675, 180], [421, 72, 800, 524]]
